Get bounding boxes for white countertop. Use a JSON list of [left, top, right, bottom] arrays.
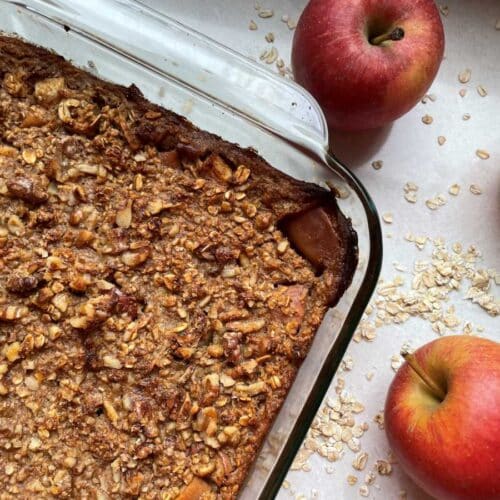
[[145, 1, 499, 498]]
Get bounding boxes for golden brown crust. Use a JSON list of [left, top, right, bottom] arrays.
[[0, 36, 356, 499]]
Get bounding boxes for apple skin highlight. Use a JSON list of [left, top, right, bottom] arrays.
[[292, 0, 445, 131], [385, 336, 500, 500]]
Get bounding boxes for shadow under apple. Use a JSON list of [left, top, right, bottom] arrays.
[[328, 122, 393, 169]]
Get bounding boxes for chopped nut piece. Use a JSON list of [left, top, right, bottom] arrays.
[[347, 475, 358, 486], [103, 355, 122, 369], [235, 381, 267, 396], [3, 341, 21, 361], [459, 88, 467, 97], [265, 32, 275, 43], [22, 148, 37, 164], [121, 249, 150, 268], [437, 136, 446, 146], [0, 306, 28, 322], [462, 113, 471, 121], [448, 183, 460, 196], [103, 400, 118, 423], [116, 200, 133, 228], [34, 77, 65, 104]]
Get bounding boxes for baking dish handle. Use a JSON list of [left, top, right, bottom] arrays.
[[11, 0, 330, 154]]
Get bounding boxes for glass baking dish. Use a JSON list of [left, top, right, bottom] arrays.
[[0, 0, 383, 497]]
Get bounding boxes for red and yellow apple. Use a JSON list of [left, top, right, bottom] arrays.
[[292, 0, 445, 131], [385, 336, 500, 500]]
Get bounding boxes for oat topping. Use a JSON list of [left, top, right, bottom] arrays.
[[0, 37, 357, 499]]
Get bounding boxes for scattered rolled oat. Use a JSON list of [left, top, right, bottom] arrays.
[[477, 85, 487, 97], [462, 113, 471, 121], [425, 194, 446, 211], [421, 93, 437, 104], [422, 114, 433, 125], [353, 320, 377, 342], [249, 20, 258, 30], [476, 149, 490, 160], [373, 412, 385, 430], [347, 475, 358, 486], [359, 485, 370, 497], [438, 135, 446, 145], [390, 354, 403, 371], [265, 32, 275, 43], [375, 460, 393, 476], [459, 88, 467, 97], [458, 68, 472, 83], [469, 184, 482, 195], [382, 212, 393, 224], [448, 183, 460, 196], [404, 182, 419, 193], [260, 47, 279, 64], [292, 390, 369, 470], [365, 471, 376, 485], [371, 160, 383, 170], [353, 452, 369, 471], [258, 9, 274, 18], [374, 238, 499, 327], [287, 18, 297, 30], [439, 5, 449, 16]]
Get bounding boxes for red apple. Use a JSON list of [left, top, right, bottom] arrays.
[[292, 0, 445, 131], [385, 336, 500, 500]]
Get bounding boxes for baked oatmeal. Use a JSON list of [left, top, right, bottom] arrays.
[[0, 36, 357, 499]]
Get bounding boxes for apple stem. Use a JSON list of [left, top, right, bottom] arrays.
[[370, 27, 405, 46], [401, 350, 446, 402]]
